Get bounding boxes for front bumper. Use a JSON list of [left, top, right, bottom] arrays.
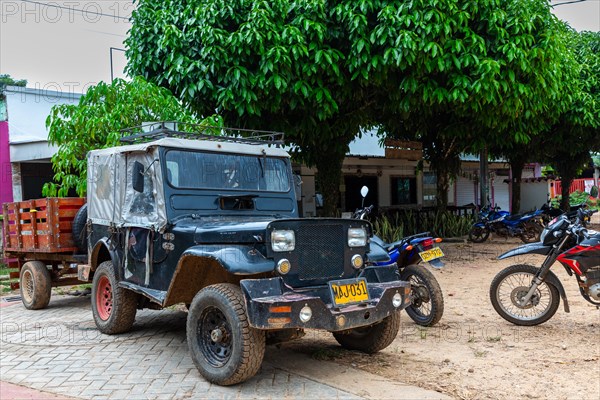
[[240, 266, 410, 332]]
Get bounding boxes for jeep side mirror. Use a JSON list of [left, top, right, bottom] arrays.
[[360, 186, 369, 198], [132, 161, 145, 193]]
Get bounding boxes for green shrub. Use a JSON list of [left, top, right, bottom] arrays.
[[551, 190, 599, 210], [372, 210, 475, 241]]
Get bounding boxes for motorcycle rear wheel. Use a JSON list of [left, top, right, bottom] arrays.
[[469, 226, 490, 243], [490, 264, 560, 326], [520, 221, 543, 243], [400, 265, 444, 326]]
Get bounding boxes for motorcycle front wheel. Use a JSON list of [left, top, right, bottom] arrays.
[[468, 226, 490, 243], [400, 265, 444, 326], [489, 264, 560, 326]]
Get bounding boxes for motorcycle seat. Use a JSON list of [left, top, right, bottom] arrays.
[[505, 213, 525, 221]]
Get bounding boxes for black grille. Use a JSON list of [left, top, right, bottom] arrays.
[[296, 224, 345, 280]]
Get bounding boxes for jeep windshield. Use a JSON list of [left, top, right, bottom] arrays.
[[165, 149, 291, 192]]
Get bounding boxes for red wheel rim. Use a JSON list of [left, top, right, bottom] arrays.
[[96, 276, 113, 321]]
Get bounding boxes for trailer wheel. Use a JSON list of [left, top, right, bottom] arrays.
[[20, 261, 52, 310], [91, 261, 139, 334]]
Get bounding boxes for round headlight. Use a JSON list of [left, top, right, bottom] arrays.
[[299, 305, 312, 322], [351, 254, 364, 269], [271, 230, 295, 252], [277, 259, 291, 275], [392, 292, 402, 308]]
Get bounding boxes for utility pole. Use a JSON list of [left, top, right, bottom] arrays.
[[479, 147, 489, 208], [110, 47, 126, 82]]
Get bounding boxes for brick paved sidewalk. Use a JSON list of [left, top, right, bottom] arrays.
[[0, 295, 447, 400]]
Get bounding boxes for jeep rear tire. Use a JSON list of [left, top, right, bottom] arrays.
[[91, 261, 139, 334], [333, 311, 401, 354], [187, 283, 265, 385], [20, 261, 52, 310]]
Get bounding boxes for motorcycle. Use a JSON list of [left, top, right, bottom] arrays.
[[353, 187, 445, 326], [489, 207, 600, 326], [540, 197, 591, 227], [469, 205, 544, 244]]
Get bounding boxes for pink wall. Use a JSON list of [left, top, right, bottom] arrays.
[[0, 121, 12, 205]]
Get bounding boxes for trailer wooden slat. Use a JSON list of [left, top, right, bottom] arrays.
[[2, 198, 85, 253]]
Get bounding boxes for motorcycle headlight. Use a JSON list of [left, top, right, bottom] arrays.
[[348, 227, 367, 247], [271, 230, 295, 252]]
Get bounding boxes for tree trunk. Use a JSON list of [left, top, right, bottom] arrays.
[[435, 165, 450, 211], [560, 176, 573, 212], [509, 160, 525, 214], [315, 154, 344, 217]]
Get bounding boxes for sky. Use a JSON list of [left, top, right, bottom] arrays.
[[0, 0, 599, 93]]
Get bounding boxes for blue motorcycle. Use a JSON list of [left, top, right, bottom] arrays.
[[353, 190, 445, 326], [469, 205, 544, 243]]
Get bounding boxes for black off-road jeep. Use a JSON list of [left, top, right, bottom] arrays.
[[82, 122, 410, 385]]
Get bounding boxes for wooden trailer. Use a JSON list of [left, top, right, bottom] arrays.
[[2, 198, 87, 309]]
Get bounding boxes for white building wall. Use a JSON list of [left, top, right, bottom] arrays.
[[5, 85, 81, 162], [521, 181, 551, 211]]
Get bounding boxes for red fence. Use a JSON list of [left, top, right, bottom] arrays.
[[552, 178, 593, 197]]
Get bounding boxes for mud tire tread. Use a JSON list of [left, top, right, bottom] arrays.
[[20, 261, 52, 310], [187, 283, 265, 385], [91, 261, 138, 334]]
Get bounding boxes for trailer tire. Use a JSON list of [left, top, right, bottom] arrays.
[[92, 261, 138, 334], [20, 261, 52, 310], [72, 204, 88, 253]]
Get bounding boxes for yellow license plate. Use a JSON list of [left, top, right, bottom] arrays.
[[419, 247, 444, 262], [329, 278, 369, 306]]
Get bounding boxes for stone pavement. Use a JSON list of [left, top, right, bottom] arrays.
[[0, 295, 448, 400]]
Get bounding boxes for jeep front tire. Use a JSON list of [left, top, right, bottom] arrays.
[[333, 311, 401, 354], [187, 283, 265, 385], [91, 261, 139, 334]]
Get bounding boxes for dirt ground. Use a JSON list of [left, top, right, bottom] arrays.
[[281, 220, 600, 400]]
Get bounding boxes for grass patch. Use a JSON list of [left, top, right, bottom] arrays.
[[0, 264, 19, 294], [311, 348, 344, 361]]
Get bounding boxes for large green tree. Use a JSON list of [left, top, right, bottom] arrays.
[[541, 30, 600, 211], [127, 0, 571, 214], [44, 76, 216, 197], [377, 0, 572, 209]]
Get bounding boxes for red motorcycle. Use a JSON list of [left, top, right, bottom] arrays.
[[490, 208, 599, 325]]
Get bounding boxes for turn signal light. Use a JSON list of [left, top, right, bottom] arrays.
[[269, 306, 292, 313], [434, 238, 442, 243], [405, 245, 414, 251]]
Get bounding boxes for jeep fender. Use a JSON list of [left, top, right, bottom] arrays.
[[181, 245, 275, 274], [90, 238, 123, 276], [162, 245, 275, 307]]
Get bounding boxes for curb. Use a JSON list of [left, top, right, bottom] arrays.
[[0, 381, 79, 400]]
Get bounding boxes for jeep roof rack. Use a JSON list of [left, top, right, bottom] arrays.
[[120, 121, 285, 146]]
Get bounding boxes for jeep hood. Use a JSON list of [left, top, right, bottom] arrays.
[[191, 218, 273, 244]]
